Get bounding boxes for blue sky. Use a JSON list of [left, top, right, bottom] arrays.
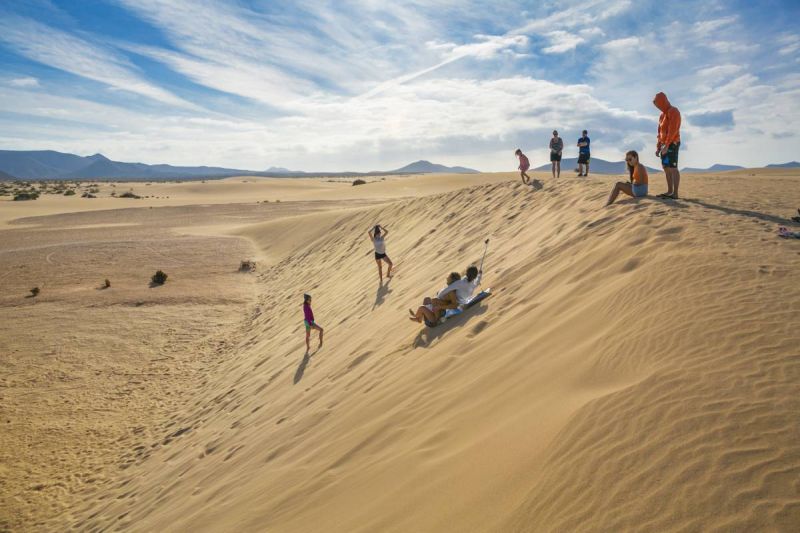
[[0, 0, 798, 171]]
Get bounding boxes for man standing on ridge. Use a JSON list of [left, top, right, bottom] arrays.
[[576, 130, 590, 177], [654, 92, 682, 199], [549, 130, 563, 178]]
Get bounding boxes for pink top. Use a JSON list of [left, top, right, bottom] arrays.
[[518, 153, 530, 171]]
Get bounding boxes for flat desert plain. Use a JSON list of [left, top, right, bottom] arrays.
[[1, 170, 799, 532]]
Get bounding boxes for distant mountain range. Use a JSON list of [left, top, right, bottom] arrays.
[[1, 150, 797, 181], [0, 150, 479, 180], [534, 157, 662, 175], [681, 164, 744, 173], [392, 160, 479, 174]]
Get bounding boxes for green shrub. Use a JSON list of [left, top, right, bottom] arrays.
[[13, 191, 39, 201], [151, 270, 168, 285], [119, 191, 141, 199], [64, 189, 76, 196], [352, 179, 366, 186], [30, 287, 40, 297]]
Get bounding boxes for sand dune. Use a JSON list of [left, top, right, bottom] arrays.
[[2, 171, 799, 531]]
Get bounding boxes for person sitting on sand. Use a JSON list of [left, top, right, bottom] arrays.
[[515, 149, 531, 184], [368, 224, 393, 283], [606, 150, 649, 206], [409, 272, 461, 327], [303, 293, 323, 353]]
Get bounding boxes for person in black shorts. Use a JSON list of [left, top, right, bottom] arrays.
[[549, 130, 563, 178], [367, 224, 393, 283], [576, 130, 590, 177]]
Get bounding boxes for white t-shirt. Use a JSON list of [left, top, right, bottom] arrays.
[[373, 236, 386, 254], [438, 273, 481, 305]]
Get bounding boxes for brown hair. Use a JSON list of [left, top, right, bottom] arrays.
[[626, 150, 639, 181]]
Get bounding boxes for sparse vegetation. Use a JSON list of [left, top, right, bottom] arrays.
[[239, 260, 256, 272], [13, 191, 39, 201], [82, 192, 96, 198], [151, 270, 168, 285], [352, 179, 366, 186], [119, 191, 141, 199], [103, 279, 111, 288], [29, 287, 40, 297], [64, 189, 76, 196]]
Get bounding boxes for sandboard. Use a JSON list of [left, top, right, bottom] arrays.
[[439, 288, 492, 323]]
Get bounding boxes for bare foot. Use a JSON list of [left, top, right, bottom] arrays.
[[409, 316, 421, 323]]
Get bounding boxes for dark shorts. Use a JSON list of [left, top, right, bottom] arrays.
[[304, 320, 315, 331], [374, 252, 387, 260], [661, 142, 680, 168], [550, 152, 562, 162], [578, 153, 590, 164]]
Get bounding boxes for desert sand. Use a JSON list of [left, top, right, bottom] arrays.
[[1, 170, 799, 532]]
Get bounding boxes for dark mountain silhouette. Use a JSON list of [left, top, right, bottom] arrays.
[[0, 150, 257, 180], [391, 160, 479, 174], [534, 157, 661, 175], [681, 164, 744, 173], [0, 169, 17, 180], [0, 151, 480, 180], [766, 161, 800, 168]]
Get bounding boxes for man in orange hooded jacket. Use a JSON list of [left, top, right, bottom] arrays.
[[653, 92, 681, 199]]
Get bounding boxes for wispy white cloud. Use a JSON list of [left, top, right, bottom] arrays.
[[542, 31, 585, 54], [0, 14, 195, 109], [777, 33, 800, 56], [8, 76, 40, 87]]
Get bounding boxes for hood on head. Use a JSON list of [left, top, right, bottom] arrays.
[[654, 92, 670, 112]]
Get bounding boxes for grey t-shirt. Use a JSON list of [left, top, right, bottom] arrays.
[[550, 137, 563, 154]]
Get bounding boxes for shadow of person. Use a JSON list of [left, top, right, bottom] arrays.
[[373, 279, 393, 310], [679, 198, 793, 225], [293, 350, 314, 384], [412, 304, 489, 349], [531, 179, 544, 190]]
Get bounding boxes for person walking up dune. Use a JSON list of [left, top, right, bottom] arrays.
[[606, 150, 649, 205], [368, 224, 393, 282], [549, 130, 563, 178], [303, 293, 323, 353], [515, 149, 531, 184], [654, 92, 682, 199]]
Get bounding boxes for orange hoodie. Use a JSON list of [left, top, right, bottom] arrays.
[[654, 92, 681, 148]]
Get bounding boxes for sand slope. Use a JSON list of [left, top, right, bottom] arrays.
[[3, 172, 799, 531]]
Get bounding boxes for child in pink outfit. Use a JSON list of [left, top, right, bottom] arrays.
[[515, 149, 531, 184]]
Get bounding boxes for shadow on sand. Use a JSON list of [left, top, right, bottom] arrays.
[[412, 304, 489, 349], [373, 279, 393, 310], [294, 350, 316, 384], [678, 198, 793, 226]]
